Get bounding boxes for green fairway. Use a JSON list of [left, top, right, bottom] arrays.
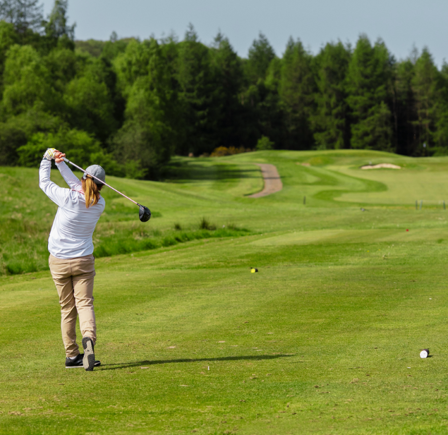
[[2, 150, 448, 434]]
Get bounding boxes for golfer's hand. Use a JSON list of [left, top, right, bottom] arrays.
[[54, 150, 66, 163], [43, 148, 57, 161]]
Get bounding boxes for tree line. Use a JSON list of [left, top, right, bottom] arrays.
[[1, 0, 447, 179]]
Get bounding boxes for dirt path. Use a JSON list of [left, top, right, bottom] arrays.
[[248, 163, 283, 198]]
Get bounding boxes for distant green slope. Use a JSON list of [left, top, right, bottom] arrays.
[[2, 150, 448, 275], [225, 149, 448, 206]]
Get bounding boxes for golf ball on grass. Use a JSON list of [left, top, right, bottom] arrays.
[[420, 349, 429, 358], [251, 268, 258, 273]]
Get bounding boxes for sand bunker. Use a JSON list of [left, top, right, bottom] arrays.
[[361, 163, 401, 170]]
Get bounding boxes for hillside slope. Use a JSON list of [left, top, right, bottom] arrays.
[[2, 150, 448, 275]]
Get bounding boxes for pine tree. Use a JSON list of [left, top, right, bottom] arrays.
[[279, 37, 316, 150], [434, 63, 448, 152], [44, 0, 75, 48], [176, 24, 217, 155], [256, 57, 284, 148], [312, 41, 351, 149], [245, 32, 275, 84], [394, 59, 418, 155], [210, 32, 244, 148], [346, 35, 394, 151], [411, 48, 440, 155]]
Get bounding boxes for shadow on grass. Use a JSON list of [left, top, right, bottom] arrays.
[[99, 354, 293, 371], [166, 162, 261, 183]]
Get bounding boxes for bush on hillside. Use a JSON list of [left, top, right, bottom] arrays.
[[199, 217, 216, 230], [256, 136, 274, 151], [18, 128, 123, 176], [210, 146, 252, 157]]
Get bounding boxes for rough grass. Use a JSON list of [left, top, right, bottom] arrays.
[[0, 162, 258, 275], [2, 150, 448, 434]]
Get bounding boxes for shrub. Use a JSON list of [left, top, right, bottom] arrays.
[[199, 217, 216, 230], [256, 135, 274, 151], [210, 146, 248, 157]]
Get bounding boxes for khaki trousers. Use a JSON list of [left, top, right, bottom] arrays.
[[49, 254, 97, 358]]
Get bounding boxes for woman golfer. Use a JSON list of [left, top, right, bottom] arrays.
[[39, 148, 105, 371]]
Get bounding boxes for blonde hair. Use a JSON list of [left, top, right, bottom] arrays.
[[81, 176, 103, 208]]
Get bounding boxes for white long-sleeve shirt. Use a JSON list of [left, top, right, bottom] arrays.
[[39, 159, 105, 259]]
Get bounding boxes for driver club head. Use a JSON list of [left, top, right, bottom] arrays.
[[139, 204, 151, 222]]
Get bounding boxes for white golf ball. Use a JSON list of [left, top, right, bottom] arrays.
[[420, 350, 429, 359]]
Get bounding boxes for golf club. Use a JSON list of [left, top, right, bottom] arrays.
[[63, 157, 151, 222]]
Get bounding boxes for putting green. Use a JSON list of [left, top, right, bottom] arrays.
[[335, 166, 448, 205]]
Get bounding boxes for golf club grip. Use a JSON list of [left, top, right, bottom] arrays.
[[63, 158, 139, 206]]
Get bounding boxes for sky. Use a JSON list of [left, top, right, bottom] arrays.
[[41, 0, 448, 67]]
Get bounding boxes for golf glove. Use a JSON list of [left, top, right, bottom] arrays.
[[43, 148, 57, 161]]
